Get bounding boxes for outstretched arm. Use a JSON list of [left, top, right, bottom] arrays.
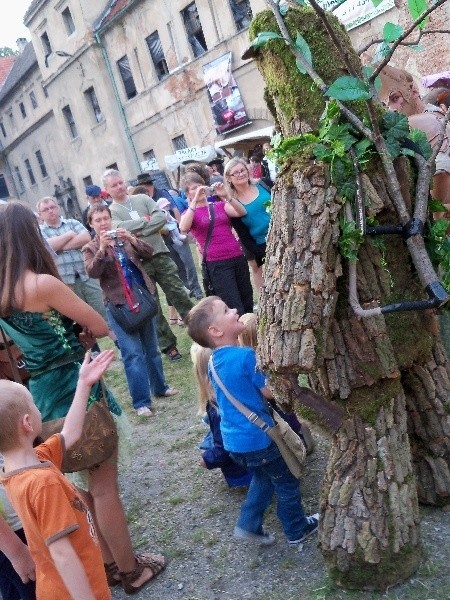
[[48, 536, 96, 600], [61, 350, 115, 449]]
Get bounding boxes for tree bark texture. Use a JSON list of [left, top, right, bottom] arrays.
[[250, 6, 450, 590]]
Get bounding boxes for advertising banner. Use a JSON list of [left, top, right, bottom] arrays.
[[203, 52, 250, 135]]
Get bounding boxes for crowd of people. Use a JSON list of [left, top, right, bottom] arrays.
[[0, 149, 283, 599]]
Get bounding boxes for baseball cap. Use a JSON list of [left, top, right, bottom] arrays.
[[85, 184, 102, 197]]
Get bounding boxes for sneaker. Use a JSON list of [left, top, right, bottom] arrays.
[[233, 526, 276, 546], [165, 347, 182, 361], [136, 406, 153, 417], [158, 387, 179, 398], [288, 514, 319, 545]]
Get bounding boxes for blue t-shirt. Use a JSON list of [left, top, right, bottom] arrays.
[[240, 183, 271, 245], [209, 346, 273, 453]]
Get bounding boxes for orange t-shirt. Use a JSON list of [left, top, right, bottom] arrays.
[[1, 435, 110, 600]]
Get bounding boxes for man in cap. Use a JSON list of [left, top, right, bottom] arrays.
[[82, 184, 111, 236]]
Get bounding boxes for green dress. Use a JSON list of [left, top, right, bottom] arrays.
[[0, 309, 122, 421]]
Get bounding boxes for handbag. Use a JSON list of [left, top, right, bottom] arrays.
[[201, 203, 216, 297], [209, 358, 306, 479], [0, 326, 31, 385], [40, 379, 118, 473], [108, 280, 157, 333]]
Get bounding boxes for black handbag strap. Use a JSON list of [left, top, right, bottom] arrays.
[[202, 203, 215, 264], [0, 325, 23, 384], [209, 356, 273, 433]]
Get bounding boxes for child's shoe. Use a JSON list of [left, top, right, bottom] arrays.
[[288, 513, 319, 545], [233, 526, 276, 546]]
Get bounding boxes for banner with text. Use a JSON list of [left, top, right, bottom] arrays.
[[203, 52, 250, 135]]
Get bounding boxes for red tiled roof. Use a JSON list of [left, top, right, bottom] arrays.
[[0, 57, 16, 88]]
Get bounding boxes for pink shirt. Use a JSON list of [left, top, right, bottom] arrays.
[[189, 202, 243, 262]]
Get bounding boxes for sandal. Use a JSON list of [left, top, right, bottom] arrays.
[[119, 553, 166, 595], [104, 561, 121, 587]]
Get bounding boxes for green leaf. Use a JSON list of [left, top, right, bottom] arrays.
[[294, 32, 312, 75], [407, 0, 429, 29], [383, 22, 404, 43], [429, 199, 447, 212], [250, 31, 284, 50], [372, 42, 391, 64], [294, 0, 308, 5], [383, 112, 410, 139], [370, 0, 384, 6], [408, 128, 432, 159], [325, 76, 372, 101]]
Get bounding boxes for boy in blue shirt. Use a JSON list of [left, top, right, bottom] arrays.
[[186, 296, 319, 546]]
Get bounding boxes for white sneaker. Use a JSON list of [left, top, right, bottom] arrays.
[[136, 406, 153, 417]]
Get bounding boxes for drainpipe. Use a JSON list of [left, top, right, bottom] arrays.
[[94, 3, 142, 172]]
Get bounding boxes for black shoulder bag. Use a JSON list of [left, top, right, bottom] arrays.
[[201, 203, 215, 297]]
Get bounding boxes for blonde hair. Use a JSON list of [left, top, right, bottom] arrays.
[[190, 343, 214, 414], [0, 381, 34, 452], [238, 313, 257, 349]]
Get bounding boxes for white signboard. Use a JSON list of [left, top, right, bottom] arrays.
[[311, 0, 395, 30], [140, 159, 159, 171], [175, 145, 216, 164]]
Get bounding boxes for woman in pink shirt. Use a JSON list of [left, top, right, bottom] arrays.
[[180, 174, 253, 314]]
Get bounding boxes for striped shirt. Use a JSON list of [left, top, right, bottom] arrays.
[[40, 218, 89, 284]]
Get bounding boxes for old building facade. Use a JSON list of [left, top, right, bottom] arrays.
[[0, 0, 448, 211]]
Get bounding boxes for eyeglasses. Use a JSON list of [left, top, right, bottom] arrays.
[[229, 169, 248, 177]]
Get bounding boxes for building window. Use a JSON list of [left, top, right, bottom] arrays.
[[19, 102, 27, 119], [106, 162, 118, 171], [62, 7, 75, 35], [0, 122, 6, 138], [83, 176, 93, 188], [146, 32, 169, 81], [35, 150, 48, 178], [84, 87, 103, 123], [181, 3, 207, 58], [8, 111, 15, 130], [143, 149, 156, 161], [172, 135, 187, 151], [117, 56, 137, 100], [62, 105, 78, 139], [24, 159, 36, 186], [41, 31, 52, 56], [0, 174, 9, 199], [14, 166, 25, 192], [29, 91, 38, 108], [229, 0, 252, 31], [41, 82, 48, 98]]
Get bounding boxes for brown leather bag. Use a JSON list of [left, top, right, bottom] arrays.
[[40, 380, 118, 473], [0, 327, 31, 385]]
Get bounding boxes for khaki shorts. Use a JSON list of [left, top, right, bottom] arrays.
[[435, 151, 450, 175]]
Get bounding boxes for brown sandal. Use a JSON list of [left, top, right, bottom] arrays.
[[104, 561, 121, 587], [119, 553, 166, 595]]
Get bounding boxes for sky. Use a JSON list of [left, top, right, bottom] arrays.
[[0, 0, 33, 51]]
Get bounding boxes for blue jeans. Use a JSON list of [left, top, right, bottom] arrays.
[[230, 442, 308, 541], [0, 528, 36, 600], [106, 308, 168, 409]]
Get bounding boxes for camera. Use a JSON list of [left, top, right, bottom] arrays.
[[107, 230, 118, 239]]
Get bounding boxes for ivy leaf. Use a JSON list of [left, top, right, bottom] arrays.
[[407, 0, 429, 30], [370, 0, 385, 6], [408, 128, 432, 159], [371, 42, 391, 65], [294, 32, 312, 75], [325, 76, 372, 101], [385, 137, 402, 159], [383, 22, 404, 43], [383, 111, 410, 139], [250, 31, 284, 50], [429, 199, 447, 212]]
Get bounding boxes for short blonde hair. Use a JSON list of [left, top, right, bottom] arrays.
[[186, 296, 221, 348], [0, 381, 34, 452], [238, 313, 257, 349]]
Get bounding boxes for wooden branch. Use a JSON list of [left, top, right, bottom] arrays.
[[358, 29, 450, 55], [370, 0, 449, 82]]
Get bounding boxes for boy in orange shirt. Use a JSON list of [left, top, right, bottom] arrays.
[[0, 350, 115, 600]]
